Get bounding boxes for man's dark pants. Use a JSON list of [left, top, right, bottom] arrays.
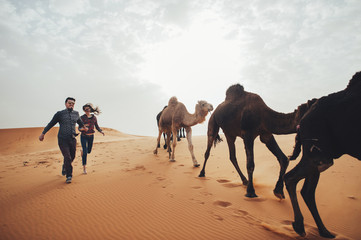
[[58, 137, 77, 178]]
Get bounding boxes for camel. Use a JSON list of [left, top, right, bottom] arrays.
[[198, 84, 316, 199], [156, 107, 184, 149], [179, 127, 186, 139], [284, 71, 361, 238], [154, 97, 213, 167], [156, 106, 168, 149]]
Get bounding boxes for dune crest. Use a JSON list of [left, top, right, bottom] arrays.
[[0, 127, 132, 155]]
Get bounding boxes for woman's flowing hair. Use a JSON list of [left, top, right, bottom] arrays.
[[83, 103, 101, 115]]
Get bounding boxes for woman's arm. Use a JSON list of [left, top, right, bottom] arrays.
[[94, 117, 104, 135]]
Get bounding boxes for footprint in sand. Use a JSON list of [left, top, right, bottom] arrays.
[[217, 179, 242, 188], [216, 179, 231, 183], [212, 214, 224, 221], [213, 200, 232, 208], [243, 197, 267, 202], [190, 198, 205, 205], [216, 179, 243, 188], [261, 222, 297, 238], [232, 209, 249, 217], [222, 183, 243, 188], [125, 165, 146, 172], [200, 191, 213, 196], [156, 177, 166, 181], [191, 186, 202, 189]]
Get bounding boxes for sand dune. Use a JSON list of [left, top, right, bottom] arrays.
[[0, 127, 360, 239]]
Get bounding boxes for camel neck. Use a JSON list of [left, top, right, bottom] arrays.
[[182, 108, 207, 127], [265, 109, 298, 134]]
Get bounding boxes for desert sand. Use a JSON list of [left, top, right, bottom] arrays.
[[0, 127, 360, 240]]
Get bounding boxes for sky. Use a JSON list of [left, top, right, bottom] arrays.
[[1, 0, 360, 136]]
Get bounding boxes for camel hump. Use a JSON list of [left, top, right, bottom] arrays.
[[346, 71, 361, 90], [168, 96, 178, 106], [225, 84, 245, 100]]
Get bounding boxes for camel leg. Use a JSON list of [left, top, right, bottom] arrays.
[[166, 132, 172, 158], [243, 135, 257, 198], [198, 133, 214, 177], [260, 133, 289, 199], [284, 157, 310, 237], [153, 129, 162, 154], [301, 171, 335, 238], [177, 129, 181, 141], [163, 132, 167, 149], [226, 135, 248, 186], [185, 127, 199, 167], [170, 129, 177, 162]]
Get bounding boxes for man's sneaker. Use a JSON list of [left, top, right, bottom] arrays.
[[66, 177, 72, 184], [62, 164, 66, 176]]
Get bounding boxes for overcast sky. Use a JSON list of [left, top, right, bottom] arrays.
[[1, 0, 360, 136]]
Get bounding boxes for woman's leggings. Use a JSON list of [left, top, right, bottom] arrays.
[[80, 134, 94, 166]]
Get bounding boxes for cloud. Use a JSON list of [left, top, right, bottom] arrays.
[[1, 0, 361, 137], [49, 0, 91, 17], [209, 0, 361, 111], [0, 0, 171, 136]]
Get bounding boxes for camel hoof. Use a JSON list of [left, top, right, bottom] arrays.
[[169, 159, 176, 162], [273, 190, 285, 199], [245, 192, 258, 198], [198, 172, 205, 177], [292, 222, 306, 237], [319, 229, 335, 238], [153, 150, 158, 155], [193, 164, 200, 168]]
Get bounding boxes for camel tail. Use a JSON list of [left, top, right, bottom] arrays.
[[168, 96, 178, 106], [289, 131, 301, 160], [207, 114, 222, 148], [214, 134, 223, 147]]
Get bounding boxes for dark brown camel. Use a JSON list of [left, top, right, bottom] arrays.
[[199, 84, 316, 199], [284, 71, 361, 238]]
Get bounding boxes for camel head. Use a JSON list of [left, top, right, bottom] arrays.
[[198, 100, 213, 112], [196, 100, 214, 119], [346, 71, 361, 91], [294, 98, 318, 123]]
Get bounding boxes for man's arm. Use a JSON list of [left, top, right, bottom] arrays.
[[77, 116, 88, 131], [39, 112, 59, 141]]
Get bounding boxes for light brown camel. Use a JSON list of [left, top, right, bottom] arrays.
[[154, 97, 213, 167], [199, 84, 316, 199]]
